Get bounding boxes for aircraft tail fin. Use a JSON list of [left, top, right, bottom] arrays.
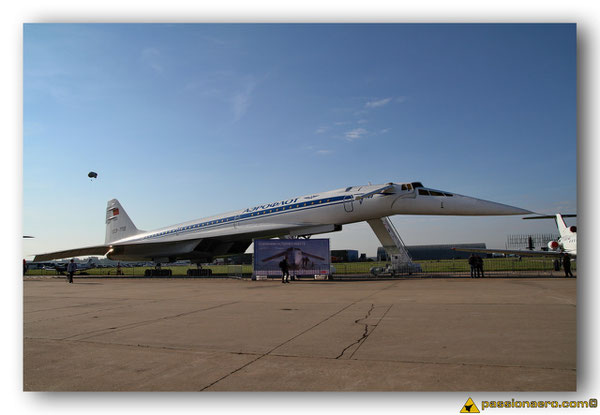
[[524, 213, 576, 238], [555, 214, 576, 238], [105, 199, 144, 244]]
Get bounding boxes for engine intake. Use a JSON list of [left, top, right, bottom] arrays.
[[548, 241, 560, 251]]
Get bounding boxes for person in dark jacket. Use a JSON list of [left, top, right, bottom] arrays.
[[279, 257, 290, 283], [476, 254, 484, 278], [563, 253, 573, 277], [468, 254, 477, 278], [66, 259, 77, 283]]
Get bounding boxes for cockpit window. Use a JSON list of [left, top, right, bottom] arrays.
[[401, 184, 407, 191], [411, 182, 424, 188], [418, 188, 453, 197]]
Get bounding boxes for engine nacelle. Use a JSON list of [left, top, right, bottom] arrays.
[[548, 241, 560, 251]]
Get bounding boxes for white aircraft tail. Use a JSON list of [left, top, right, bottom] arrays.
[[105, 199, 144, 244], [555, 214, 577, 238], [524, 213, 576, 238]]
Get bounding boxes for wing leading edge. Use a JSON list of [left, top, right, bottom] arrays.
[[451, 247, 569, 258], [33, 245, 112, 262]]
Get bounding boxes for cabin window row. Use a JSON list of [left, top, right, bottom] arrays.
[[144, 198, 339, 239]]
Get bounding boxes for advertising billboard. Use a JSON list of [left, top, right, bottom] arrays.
[[253, 239, 330, 277]]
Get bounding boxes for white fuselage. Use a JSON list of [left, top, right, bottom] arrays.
[[560, 235, 577, 255], [113, 182, 528, 247], [34, 181, 531, 263], [557, 229, 577, 256]]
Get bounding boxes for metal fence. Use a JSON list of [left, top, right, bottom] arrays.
[[333, 258, 574, 278], [25, 257, 575, 279]]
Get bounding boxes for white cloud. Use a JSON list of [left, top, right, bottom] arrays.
[[141, 48, 163, 73], [231, 78, 257, 122], [345, 128, 368, 141], [303, 146, 332, 155], [380, 128, 391, 134], [184, 72, 262, 122], [357, 119, 368, 124], [315, 126, 328, 134], [365, 97, 392, 108]]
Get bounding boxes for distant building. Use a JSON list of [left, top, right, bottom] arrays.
[[331, 249, 359, 263], [378, 243, 487, 261], [377, 247, 390, 261]]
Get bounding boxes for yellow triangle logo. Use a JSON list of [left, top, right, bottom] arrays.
[[460, 398, 480, 413]]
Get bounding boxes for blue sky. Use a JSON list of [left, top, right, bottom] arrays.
[[23, 23, 576, 258]]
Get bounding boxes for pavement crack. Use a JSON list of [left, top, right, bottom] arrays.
[[62, 301, 240, 341], [335, 304, 375, 359], [202, 300, 365, 390], [25, 299, 166, 323], [200, 355, 264, 391], [337, 303, 394, 360]]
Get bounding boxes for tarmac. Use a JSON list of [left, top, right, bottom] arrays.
[[23, 276, 576, 391]]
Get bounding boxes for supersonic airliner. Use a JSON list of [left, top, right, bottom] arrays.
[[34, 181, 531, 263]]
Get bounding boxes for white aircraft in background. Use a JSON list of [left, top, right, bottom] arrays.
[[452, 214, 577, 257], [35, 258, 98, 274], [34, 181, 531, 264]]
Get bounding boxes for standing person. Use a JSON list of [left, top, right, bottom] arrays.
[[476, 254, 485, 278], [66, 259, 77, 283], [553, 259, 561, 271], [563, 253, 573, 277], [279, 257, 290, 283], [468, 254, 477, 278], [23, 259, 28, 276]]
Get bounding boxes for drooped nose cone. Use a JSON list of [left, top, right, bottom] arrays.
[[450, 193, 533, 216], [389, 183, 532, 216]]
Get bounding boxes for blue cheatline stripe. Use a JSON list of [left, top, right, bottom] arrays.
[[133, 195, 353, 241], [136, 195, 349, 242]]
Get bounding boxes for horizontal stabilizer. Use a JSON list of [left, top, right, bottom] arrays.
[[523, 214, 576, 220], [33, 245, 111, 262]]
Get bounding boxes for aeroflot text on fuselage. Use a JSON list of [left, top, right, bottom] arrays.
[[242, 198, 299, 214]]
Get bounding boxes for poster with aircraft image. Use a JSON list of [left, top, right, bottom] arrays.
[[254, 239, 330, 276]]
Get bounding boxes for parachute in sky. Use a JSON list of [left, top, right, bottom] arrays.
[[88, 171, 98, 180]]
